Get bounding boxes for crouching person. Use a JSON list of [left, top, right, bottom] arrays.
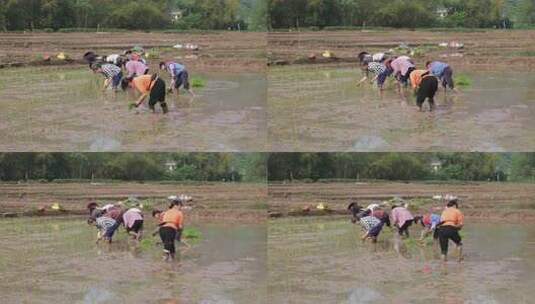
[[416, 75, 439, 112], [122, 74, 168, 114], [123, 207, 144, 241], [92, 63, 123, 92], [357, 213, 386, 244], [88, 215, 116, 244]]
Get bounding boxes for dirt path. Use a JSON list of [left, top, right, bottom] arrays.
[[268, 181, 535, 221], [0, 31, 266, 73], [0, 182, 267, 220], [268, 30, 535, 70]]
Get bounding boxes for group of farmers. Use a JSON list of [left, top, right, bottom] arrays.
[[348, 196, 464, 262], [86, 195, 190, 261], [357, 51, 459, 112], [83, 46, 195, 114]]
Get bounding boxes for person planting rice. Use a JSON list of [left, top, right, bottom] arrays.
[[123, 207, 144, 241], [122, 74, 168, 114], [125, 59, 149, 79], [437, 199, 464, 262], [88, 214, 116, 244], [156, 200, 185, 261], [356, 212, 387, 244], [92, 63, 123, 92], [159, 61, 195, 97], [426, 61, 458, 93], [356, 61, 392, 91], [386, 56, 416, 92], [414, 212, 441, 242], [101, 204, 125, 240], [409, 69, 431, 91], [415, 74, 439, 112], [391, 204, 414, 238]]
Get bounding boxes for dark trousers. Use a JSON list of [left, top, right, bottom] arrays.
[[441, 66, 455, 90], [149, 78, 168, 114], [398, 219, 413, 237], [416, 76, 439, 109], [438, 226, 462, 255], [159, 226, 177, 254]]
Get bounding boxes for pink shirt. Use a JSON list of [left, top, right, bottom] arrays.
[[125, 60, 148, 78], [391, 207, 414, 227], [390, 56, 414, 76], [122, 208, 143, 228]]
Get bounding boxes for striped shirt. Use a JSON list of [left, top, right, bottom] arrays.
[[359, 216, 381, 231], [100, 64, 122, 79], [96, 216, 116, 231], [366, 62, 386, 76]]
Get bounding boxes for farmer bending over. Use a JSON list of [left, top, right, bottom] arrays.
[[391, 204, 414, 238], [92, 63, 123, 92], [122, 74, 168, 114], [123, 207, 144, 241], [437, 199, 464, 262], [426, 61, 459, 94], [357, 61, 392, 91], [159, 61, 195, 97], [386, 56, 415, 93]]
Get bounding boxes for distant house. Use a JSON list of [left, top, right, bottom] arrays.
[[170, 10, 183, 22], [165, 160, 177, 172], [430, 160, 442, 172], [436, 8, 448, 18]]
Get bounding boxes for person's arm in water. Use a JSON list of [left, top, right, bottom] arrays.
[[135, 92, 149, 107], [370, 74, 379, 85], [361, 231, 370, 242], [357, 69, 369, 86], [102, 78, 111, 91]]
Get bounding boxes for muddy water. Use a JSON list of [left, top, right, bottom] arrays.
[[268, 66, 535, 151], [0, 217, 266, 304], [268, 217, 535, 303], [0, 66, 266, 152]]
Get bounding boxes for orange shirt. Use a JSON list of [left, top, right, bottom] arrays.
[[410, 70, 429, 89], [441, 207, 464, 227], [132, 75, 155, 94], [162, 208, 184, 230]]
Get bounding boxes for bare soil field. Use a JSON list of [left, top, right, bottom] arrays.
[[268, 181, 535, 221], [0, 182, 267, 220], [268, 29, 535, 70], [0, 31, 266, 73]]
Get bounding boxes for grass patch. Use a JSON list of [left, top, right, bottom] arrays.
[[455, 74, 472, 87], [183, 227, 202, 239], [190, 76, 206, 88]]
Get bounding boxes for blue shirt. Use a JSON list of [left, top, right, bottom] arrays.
[[429, 61, 449, 77], [430, 214, 441, 229], [167, 62, 185, 77]]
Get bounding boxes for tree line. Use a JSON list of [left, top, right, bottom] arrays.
[[0, 0, 267, 31], [0, 153, 267, 182], [268, 0, 535, 29], [268, 153, 535, 182]]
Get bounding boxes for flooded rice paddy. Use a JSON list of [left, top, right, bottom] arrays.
[[268, 217, 535, 304], [0, 66, 266, 152], [268, 66, 535, 151], [0, 217, 266, 304]]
